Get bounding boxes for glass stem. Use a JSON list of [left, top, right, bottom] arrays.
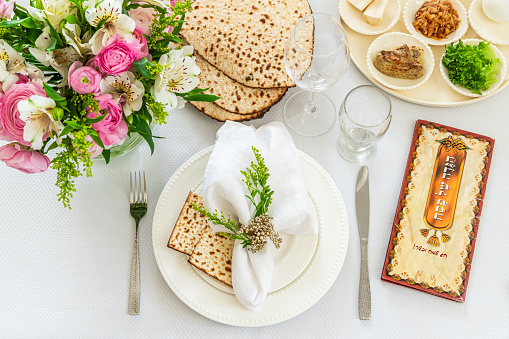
[[305, 92, 317, 114]]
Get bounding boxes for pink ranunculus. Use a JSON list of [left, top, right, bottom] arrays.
[[95, 35, 138, 75], [0, 143, 50, 174], [87, 94, 127, 146], [68, 61, 102, 94], [16, 74, 29, 84], [0, 81, 48, 146], [0, 0, 14, 19], [85, 135, 103, 158], [132, 27, 149, 60], [129, 4, 155, 36]]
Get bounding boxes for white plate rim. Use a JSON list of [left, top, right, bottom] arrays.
[[152, 146, 349, 327]]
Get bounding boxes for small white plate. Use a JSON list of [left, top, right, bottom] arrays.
[[468, 0, 509, 45], [439, 38, 508, 97], [367, 32, 434, 90], [404, 0, 469, 45], [339, 0, 401, 35]]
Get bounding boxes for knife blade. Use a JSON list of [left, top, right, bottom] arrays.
[[356, 165, 371, 320]]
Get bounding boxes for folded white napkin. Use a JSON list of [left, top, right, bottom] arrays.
[[202, 121, 317, 310]]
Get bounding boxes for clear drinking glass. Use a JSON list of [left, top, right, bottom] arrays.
[[283, 13, 350, 137], [337, 85, 392, 163]]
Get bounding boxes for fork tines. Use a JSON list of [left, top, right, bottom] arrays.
[[130, 171, 147, 204]]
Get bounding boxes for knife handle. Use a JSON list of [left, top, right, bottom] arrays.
[[359, 239, 371, 320]]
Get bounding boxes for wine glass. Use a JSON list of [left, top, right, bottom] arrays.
[[283, 13, 350, 137], [336, 85, 392, 163]]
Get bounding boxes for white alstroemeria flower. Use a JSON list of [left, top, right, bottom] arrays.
[[29, 28, 80, 86], [150, 46, 200, 110], [0, 40, 44, 92], [28, 0, 75, 31], [0, 60, 18, 92], [100, 71, 145, 116], [83, 0, 136, 54], [18, 95, 63, 150], [62, 23, 92, 57]]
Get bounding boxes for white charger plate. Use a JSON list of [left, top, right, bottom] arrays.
[[152, 146, 349, 326]]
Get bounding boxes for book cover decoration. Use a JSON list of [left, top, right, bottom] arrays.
[[381, 120, 495, 302]]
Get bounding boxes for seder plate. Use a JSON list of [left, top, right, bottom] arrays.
[[340, 0, 509, 107], [152, 146, 349, 326]]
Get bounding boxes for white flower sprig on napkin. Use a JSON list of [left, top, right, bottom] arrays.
[[192, 146, 282, 253]]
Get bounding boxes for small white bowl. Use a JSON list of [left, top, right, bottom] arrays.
[[338, 0, 401, 35], [468, 0, 509, 46], [367, 32, 435, 90], [404, 0, 468, 45], [439, 39, 508, 97]]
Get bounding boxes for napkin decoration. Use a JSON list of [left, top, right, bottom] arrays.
[[192, 146, 283, 253], [198, 121, 317, 310]]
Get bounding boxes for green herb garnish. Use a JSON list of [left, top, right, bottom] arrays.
[[192, 146, 280, 252], [442, 40, 501, 95]]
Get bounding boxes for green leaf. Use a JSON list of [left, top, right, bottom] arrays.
[[102, 149, 110, 164], [0, 17, 32, 27], [65, 14, 80, 24], [124, 3, 140, 10], [47, 37, 58, 52], [164, 35, 184, 44], [65, 121, 83, 129], [59, 124, 75, 137], [46, 141, 59, 152], [133, 57, 155, 79], [27, 28, 43, 44], [43, 83, 66, 101], [131, 115, 154, 155], [84, 115, 106, 124], [87, 129, 105, 149], [183, 94, 221, 102], [172, 13, 185, 35]]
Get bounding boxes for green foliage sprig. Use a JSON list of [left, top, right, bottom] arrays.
[[241, 146, 274, 218], [191, 147, 275, 246], [191, 203, 252, 248]]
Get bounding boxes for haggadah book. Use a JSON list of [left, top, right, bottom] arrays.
[[381, 120, 495, 302]]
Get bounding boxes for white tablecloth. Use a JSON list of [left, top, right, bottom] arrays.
[[2, 1, 509, 337]]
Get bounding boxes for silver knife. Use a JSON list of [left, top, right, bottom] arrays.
[[356, 166, 371, 320]]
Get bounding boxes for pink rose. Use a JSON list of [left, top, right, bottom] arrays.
[[95, 35, 138, 75], [0, 81, 48, 145], [132, 27, 149, 60], [68, 61, 102, 94], [85, 135, 103, 158], [129, 4, 155, 36], [0, 0, 14, 19], [87, 94, 128, 146], [0, 143, 50, 174]]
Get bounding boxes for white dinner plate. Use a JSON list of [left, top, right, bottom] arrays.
[[152, 146, 349, 326]]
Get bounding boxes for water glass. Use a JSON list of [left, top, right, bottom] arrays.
[[337, 85, 392, 163]]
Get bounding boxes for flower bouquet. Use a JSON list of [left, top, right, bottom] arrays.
[[0, 0, 217, 207]]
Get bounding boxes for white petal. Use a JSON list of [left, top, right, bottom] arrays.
[[29, 95, 56, 110]]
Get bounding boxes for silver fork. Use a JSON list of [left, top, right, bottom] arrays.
[[128, 171, 147, 315]]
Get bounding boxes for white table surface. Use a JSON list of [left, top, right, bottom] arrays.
[[2, 1, 509, 338]]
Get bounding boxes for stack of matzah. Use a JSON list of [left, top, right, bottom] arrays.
[[168, 191, 235, 287], [181, 0, 312, 121]]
